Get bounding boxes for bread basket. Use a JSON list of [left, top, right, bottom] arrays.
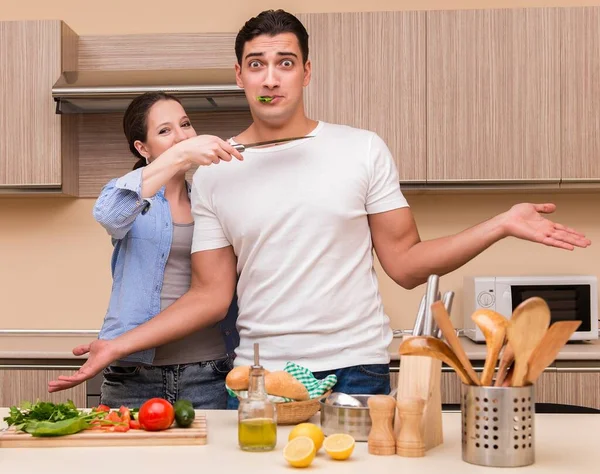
[[237, 391, 331, 425], [274, 391, 331, 425]]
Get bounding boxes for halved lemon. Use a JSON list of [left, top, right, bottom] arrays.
[[323, 433, 355, 460], [283, 436, 316, 468]]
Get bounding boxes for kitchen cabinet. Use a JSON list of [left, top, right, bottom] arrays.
[[0, 369, 85, 407], [0, 20, 78, 190], [561, 7, 600, 183], [391, 364, 600, 410], [296, 11, 427, 183], [555, 370, 600, 410], [77, 110, 251, 197], [426, 8, 560, 183]]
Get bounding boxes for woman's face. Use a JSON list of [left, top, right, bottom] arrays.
[[135, 100, 197, 162]]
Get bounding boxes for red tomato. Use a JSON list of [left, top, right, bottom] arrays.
[[129, 419, 141, 430], [138, 398, 175, 431], [95, 404, 110, 413], [119, 406, 131, 424]]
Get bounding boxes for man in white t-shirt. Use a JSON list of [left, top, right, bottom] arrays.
[[49, 10, 590, 397]]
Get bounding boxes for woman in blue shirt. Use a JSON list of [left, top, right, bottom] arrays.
[[93, 92, 243, 409]]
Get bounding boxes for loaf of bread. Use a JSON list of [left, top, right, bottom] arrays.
[[226, 366, 250, 390], [226, 365, 274, 390], [265, 371, 309, 401]]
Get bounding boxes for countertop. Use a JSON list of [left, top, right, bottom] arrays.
[[388, 336, 600, 362], [0, 409, 598, 473], [1, 332, 600, 363]]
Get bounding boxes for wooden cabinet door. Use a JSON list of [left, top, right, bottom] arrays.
[[555, 371, 600, 410], [427, 8, 560, 183], [0, 369, 86, 407], [561, 7, 600, 182], [0, 21, 77, 188], [296, 12, 427, 183]]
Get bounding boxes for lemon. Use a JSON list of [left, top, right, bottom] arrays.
[[323, 433, 355, 460], [283, 436, 316, 468], [288, 423, 325, 452]]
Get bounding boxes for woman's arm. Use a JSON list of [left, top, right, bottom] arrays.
[[93, 135, 243, 239], [48, 246, 237, 392]]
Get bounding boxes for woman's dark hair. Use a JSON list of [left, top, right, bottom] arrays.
[[235, 10, 309, 66], [123, 92, 183, 170]]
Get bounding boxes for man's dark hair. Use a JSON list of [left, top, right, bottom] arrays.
[[235, 10, 309, 65]]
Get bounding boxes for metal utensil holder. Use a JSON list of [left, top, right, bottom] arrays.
[[461, 384, 535, 468]]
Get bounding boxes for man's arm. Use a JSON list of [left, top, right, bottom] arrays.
[[48, 246, 237, 392], [369, 203, 590, 290]]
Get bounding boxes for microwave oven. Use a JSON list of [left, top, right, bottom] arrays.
[[463, 275, 598, 342]]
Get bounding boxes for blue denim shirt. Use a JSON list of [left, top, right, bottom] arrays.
[[94, 168, 239, 365]]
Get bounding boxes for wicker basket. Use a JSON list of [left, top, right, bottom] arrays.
[[275, 391, 331, 425], [237, 391, 331, 425]]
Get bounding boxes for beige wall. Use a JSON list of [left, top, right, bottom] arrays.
[[0, 0, 599, 332]]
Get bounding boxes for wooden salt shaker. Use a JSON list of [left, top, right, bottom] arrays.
[[367, 395, 397, 455], [396, 397, 426, 457]]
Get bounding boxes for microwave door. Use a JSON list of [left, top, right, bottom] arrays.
[[510, 284, 592, 333]]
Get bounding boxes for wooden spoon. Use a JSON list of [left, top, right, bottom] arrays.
[[506, 297, 551, 387], [471, 309, 509, 385], [398, 335, 475, 385], [526, 320, 581, 384], [431, 300, 480, 385], [493, 342, 514, 387]]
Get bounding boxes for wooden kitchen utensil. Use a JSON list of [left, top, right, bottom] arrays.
[[506, 297, 551, 387], [367, 395, 397, 455], [398, 336, 475, 385], [471, 309, 508, 386], [396, 397, 426, 457], [431, 300, 480, 385], [0, 415, 207, 448], [526, 320, 582, 383], [494, 342, 515, 387]]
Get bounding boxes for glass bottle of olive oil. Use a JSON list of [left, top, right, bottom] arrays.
[[238, 343, 277, 451]]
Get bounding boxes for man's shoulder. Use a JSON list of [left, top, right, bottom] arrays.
[[320, 121, 378, 141]]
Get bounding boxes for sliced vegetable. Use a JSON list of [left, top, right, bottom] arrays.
[[25, 418, 91, 437], [257, 96, 273, 103]]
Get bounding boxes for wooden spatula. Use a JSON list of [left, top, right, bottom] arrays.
[[431, 300, 480, 385], [471, 309, 508, 385], [493, 342, 514, 387], [398, 335, 476, 385], [526, 320, 581, 384], [506, 297, 551, 387]]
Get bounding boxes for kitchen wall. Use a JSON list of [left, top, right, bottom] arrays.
[[1, 0, 599, 332]]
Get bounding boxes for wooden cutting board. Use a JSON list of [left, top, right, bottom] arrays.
[[0, 414, 207, 448]]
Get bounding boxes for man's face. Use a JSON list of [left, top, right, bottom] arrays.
[[235, 33, 311, 126]]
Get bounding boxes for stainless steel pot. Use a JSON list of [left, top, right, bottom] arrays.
[[319, 394, 374, 441]]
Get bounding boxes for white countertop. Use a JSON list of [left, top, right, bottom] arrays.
[[1, 333, 600, 363], [0, 409, 598, 473], [388, 336, 600, 361]]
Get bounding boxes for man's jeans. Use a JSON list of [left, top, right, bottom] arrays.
[[100, 356, 233, 409], [226, 363, 391, 409]]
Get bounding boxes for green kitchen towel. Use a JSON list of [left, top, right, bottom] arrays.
[[226, 361, 337, 403]]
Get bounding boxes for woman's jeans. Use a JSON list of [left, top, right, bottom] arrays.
[[100, 356, 233, 409]]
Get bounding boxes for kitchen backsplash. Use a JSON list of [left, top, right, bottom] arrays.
[[0, 192, 598, 331]]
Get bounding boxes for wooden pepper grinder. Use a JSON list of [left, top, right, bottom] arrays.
[[396, 397, 426, 457], [367, 395, 397, 455]]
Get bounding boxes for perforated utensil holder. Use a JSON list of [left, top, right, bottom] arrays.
[[461, 384, 535, 468]]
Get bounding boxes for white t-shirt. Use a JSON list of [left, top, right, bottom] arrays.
[[191, 121, 409, 372]]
